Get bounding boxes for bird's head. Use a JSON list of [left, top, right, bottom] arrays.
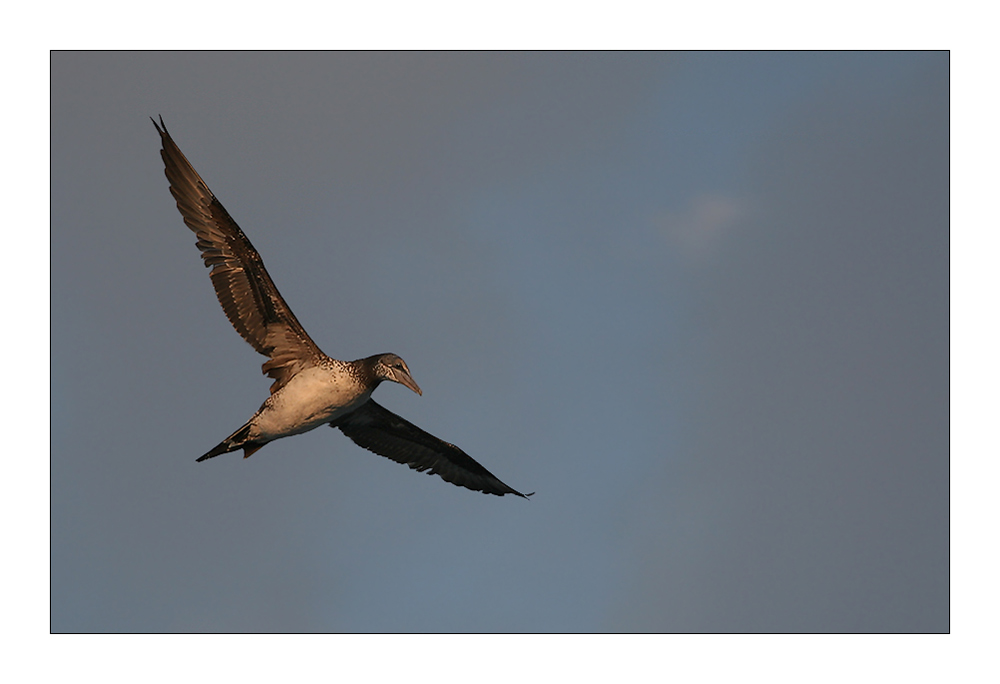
[[370, 353, 422, 396]]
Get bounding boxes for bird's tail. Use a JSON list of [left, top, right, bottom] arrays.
[[197, 422, 264, 462]]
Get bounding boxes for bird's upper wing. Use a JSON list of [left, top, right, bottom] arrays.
[[333, 400, 531, 498], [153, 117, 323, 394]]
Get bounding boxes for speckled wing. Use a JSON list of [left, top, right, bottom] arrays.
[[333, 400, 531, 498], [153, 117, 323, 394]]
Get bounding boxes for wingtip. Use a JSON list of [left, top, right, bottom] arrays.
[[151, 114, 167, 135]]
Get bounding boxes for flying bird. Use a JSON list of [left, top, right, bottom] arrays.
[[152, 116, 530, 498]]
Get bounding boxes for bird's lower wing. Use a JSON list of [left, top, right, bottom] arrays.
[[332, 400, 530, 498]]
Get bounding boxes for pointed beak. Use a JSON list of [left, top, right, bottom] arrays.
[[396, 371, 422, 396]]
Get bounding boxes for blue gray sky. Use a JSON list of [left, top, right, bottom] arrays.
[[50, 51, 947, 633]]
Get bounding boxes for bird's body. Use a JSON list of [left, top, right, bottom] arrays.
[[216, 359, 374, 456], [152, 117, 529, 498], [253, 361, 374, 442]]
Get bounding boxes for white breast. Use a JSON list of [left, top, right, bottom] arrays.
[[251, 365, 373, 440]]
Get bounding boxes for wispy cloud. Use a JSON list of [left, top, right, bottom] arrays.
[[656, 194, 747, 260]]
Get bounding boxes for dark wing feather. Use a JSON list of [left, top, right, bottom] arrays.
[[152, 117, 323, 393], [333, 400, 531, 498]]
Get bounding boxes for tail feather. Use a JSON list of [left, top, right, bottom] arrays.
[[196, 422, 263, 462]]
